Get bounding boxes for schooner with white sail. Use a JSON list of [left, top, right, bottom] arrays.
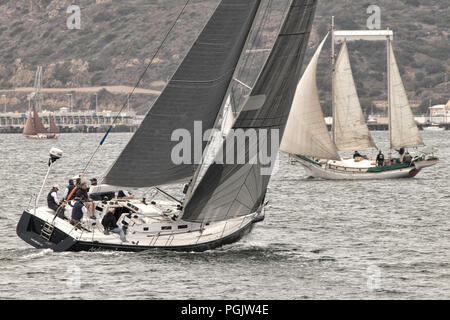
[[281, 26, 438, 180], [17, 0, 318, 252]]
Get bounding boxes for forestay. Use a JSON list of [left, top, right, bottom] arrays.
[[103, 0, 261, 188], [333, 41, 376, 151], [182, 0, 318, 223], [388, 43, 424, 149], [280, 34, 340, 160]]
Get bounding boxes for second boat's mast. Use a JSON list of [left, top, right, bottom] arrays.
[[387, 33, 392, 155], [331, 16, 336, 144]]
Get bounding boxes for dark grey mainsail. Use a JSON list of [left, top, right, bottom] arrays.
[[104, 0, 261, 187], [182, 0, 318, 223]]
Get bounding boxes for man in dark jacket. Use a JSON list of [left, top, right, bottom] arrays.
[[71, 197, 87, 228], [75, 182, 95, 219], [102, 211, 127, 242], [63, 179, 75, 200], [403, 152, 412, 163], [47, 185, 60, 212], [353, 151, 362, 159], [376, 150, 385, 166], [396, 147, 405, 163]]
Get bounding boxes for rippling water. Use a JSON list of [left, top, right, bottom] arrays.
[[0, 131, 448, 299]]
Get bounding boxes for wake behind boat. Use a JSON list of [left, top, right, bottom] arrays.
[[17, 0, 318, 252], [280, 22, 438, 180]]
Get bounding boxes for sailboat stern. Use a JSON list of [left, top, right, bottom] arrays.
[[16, 210, 77, 252]]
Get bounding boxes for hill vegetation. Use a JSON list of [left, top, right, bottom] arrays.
[[0, 0, 447, 114]]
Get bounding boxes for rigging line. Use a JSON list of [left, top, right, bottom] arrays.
[[233, 78, 252, 90], [59, 0, 192, 207], [238, 0, 272, 90], [155, 188, 183, 205], [77, 0, 192, 179]]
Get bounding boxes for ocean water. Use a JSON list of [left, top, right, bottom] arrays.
[[0, 131, 448, 299]]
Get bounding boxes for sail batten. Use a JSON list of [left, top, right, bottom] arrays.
[[103, 0, 262, 188], [182, 0, 318, 223], [333, 42, 376, 151], [388, 43, 424, 149], [280, 34, 340, 160]]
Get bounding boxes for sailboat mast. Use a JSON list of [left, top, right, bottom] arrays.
[[331, 16, 336, 143], [387, 33, 392, 151]]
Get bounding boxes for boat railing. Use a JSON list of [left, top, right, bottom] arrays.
[[418, 146, 438, 157], [27, 194, 37, 212]]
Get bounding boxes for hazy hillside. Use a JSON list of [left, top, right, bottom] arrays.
[[0, 0, 448, 114]]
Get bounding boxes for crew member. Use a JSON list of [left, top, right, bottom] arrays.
[[90, 178, 98, 187], [403, 152, 412, 163], [353, 151, 362, 159], [75, 182, 96, 219], [117, 190, 135, 199], [102, 211, 127, 242], [63, 179, 75, 200], [376, 150, 385, 166], [47, 185, 60, 212], [396, 147, 405, 163], [71, 197, 87, 228]]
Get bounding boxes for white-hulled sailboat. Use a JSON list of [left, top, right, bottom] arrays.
[[17, 0, 318, 252], [281, 28, 438, 180]]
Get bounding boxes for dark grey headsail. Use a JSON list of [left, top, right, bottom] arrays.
[[103, 0, 261, 188], [182, 0, 318, 223]]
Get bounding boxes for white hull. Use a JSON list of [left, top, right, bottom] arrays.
[[423, 126, 445, 131], [25, 134, 58, 140], [17, 199, 263, 252], [294, 156, 438, 180]]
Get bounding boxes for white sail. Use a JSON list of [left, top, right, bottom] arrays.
[[280, 34, 340, 160], [333, 41, 376, 151], [388, 43, 424, 149]]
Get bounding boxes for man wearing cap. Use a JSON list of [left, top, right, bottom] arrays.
[[47, 185, 61, 213], [90, 178, 98, 186]]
